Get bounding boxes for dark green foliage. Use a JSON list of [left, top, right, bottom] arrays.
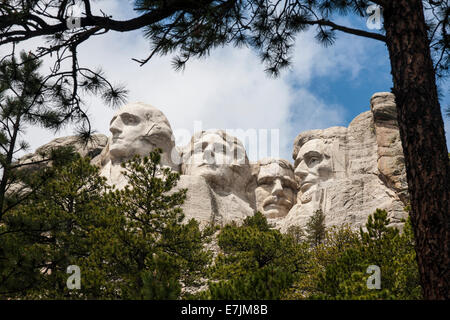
[[200, 212, 309, 300], [130, 1, 448, 77], [312, 209, 422, 299], [207, 267, 294, 300], [0, 145, 422, 300], [95, 149, 213, 299], [306, 209, 326, 246], [140, 269, 181, 300], [286, 225, 306, 244], [0, 149, 212, 299], [1, 1, 447, 77], [0, 51, 124, 223], [0, 154, 110, 298], [0, 1, 443, 300], [284, 209, 421, 300]]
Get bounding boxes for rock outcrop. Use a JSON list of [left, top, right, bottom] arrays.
[[252, 158, 297, 219], [278, 92, 408, 231], [371, 93, 409, 203], [93, 102, 180, 189], [17, 134, 108, 171], [177, 130, 256, 226], [95, 106, 256, 226], [11, 134, 108, 195], [19, 92, 409, 231]]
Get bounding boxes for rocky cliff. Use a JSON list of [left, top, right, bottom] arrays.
[[19, 93, 409, 231]]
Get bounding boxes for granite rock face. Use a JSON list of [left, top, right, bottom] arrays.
[[20, 92, 409, 231], [177, 130, 256, 226], [17, 133, 108, 171], [11, 134, 108, 195], [252, 158, 297, 219], [96, 105, 256, 226], [93, 102, 180, 189], [370, 93, 409, 203], [278, 92, 408, 231]]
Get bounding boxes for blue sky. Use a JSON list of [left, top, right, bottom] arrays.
[[7, 1, 449, 162], [288, 35, 393, 129], [286, 15, 449, 159]]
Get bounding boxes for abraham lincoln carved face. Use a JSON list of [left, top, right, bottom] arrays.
[[293, 139, 333, 203]]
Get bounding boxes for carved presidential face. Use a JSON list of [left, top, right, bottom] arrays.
[[183, 132, 247, 182], [294, 139, 333, 203], [109, 103, 175, 166], [255, 161, 297, 218]]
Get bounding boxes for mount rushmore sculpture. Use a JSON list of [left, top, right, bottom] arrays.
[[21, 92, 409, 231]]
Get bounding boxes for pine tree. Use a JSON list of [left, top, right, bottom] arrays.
[[306, 209, 326, 247], [284, 224, 359, 299], [0, 149, 212, 299], [286, 225, 306, 244], [0, 51, 125, 223], [90, 149, 213, 299], [312, 210, 422, 300], [0, 154, 111, 298], [202, 212, 309, 300]]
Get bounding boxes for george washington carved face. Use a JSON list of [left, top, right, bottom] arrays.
[[108, 102, 177, 169]]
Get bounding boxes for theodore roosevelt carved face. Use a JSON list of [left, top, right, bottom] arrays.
[[254, 159, 297, 218]]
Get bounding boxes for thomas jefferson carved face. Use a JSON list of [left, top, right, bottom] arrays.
[[255, 160, 297, 218], [294, 139, 333, 203], [108, 102, 176, 168], [182, 131, 249, 187]]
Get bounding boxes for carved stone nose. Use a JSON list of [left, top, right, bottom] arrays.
[[203, 149, 215, 164], [110, 126, 122, 136], [110, 118, 123, 135], [271, 179, 283, 196], [295, 163, 308, 181]]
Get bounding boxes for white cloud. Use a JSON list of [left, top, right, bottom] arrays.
[[5, 1, 390, 163]]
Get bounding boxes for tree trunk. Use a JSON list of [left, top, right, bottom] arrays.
[[0, 116, 21, 220], [383, 0, 450, 299]]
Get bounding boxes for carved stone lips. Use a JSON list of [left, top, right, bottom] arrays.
[[198, 163, 217, 168], [263, 196, 291, 209]]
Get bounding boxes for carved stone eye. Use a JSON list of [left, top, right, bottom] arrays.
[[258, 177, 274, 187], [308, 157, 320, 166], [121, 114, 139, 125]]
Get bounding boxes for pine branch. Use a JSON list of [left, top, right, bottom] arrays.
[[305, 19, 386, 42]]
